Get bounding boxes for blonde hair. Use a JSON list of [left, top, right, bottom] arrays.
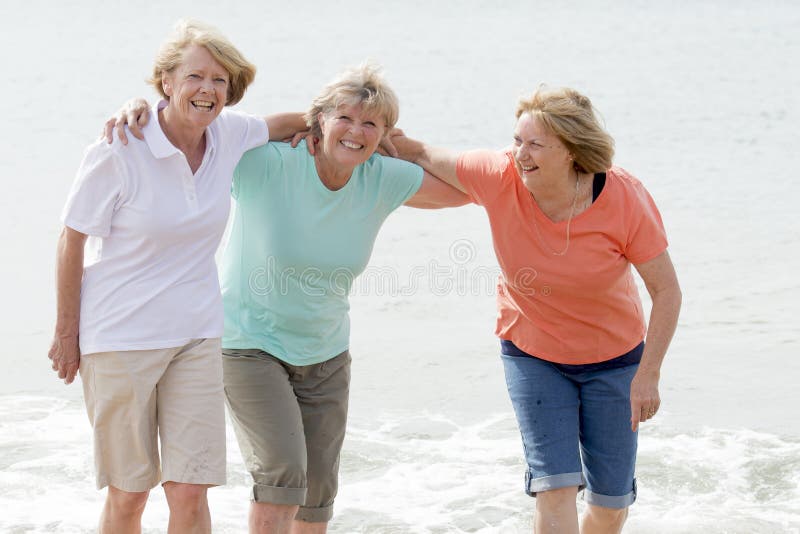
[[304, 62, 399, 138], [148, 19, 256, 106], [516, 86, 615, 173]]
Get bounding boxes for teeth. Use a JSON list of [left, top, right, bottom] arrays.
[[192, 100, 213, 109], [341, 140, 363, 149]]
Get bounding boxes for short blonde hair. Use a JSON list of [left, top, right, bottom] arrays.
[[304, 63, 399, 138], [148, 19, 256, 106], [516, 86, 615, 173]]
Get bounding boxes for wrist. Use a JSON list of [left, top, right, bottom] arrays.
[[636, 366, 661, 379], [54, 325, 79, 338]]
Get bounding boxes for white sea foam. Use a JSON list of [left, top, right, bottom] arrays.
[[2, 399, 798, 533]]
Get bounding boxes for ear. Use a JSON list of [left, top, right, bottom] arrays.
[[317, 111, 327, 134], [161, 73, 172, 97]]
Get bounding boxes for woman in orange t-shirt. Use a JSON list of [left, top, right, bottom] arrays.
[[390, 86, 681, 533]]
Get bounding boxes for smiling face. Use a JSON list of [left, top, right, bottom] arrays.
[[161, 44, 230, 131], [513, 112, 574, 188], [318, 102, 386, 169]]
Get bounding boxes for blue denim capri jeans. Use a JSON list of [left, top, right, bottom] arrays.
[[501, 349, 639, 509]]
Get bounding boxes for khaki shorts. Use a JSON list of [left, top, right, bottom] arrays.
[[80, 338, 226, 492], [222, 349, 351, 523]]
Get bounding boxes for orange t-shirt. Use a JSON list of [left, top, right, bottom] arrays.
[[457, 150, 668, 364]]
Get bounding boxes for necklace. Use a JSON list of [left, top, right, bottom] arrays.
[[530, 170, 580, 256]]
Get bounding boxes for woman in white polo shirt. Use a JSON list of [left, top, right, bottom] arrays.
[[47, 20, 305, 533]]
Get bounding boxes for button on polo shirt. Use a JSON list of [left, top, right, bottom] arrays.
[[62, 101, 268, 355]]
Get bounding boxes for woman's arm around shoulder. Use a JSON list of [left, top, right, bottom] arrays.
[[388, 129, 465, 194], [405, 171, 471, 209]]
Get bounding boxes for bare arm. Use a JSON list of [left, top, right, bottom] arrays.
[[48, 227, 87, 385], [629, 250, 682, 431], [405, 171, 471, 209], [103, 99, 307, 144], [389, 130, 466, 194], [264, 113, 308, 142]]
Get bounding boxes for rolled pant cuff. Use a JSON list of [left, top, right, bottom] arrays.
[[295, 504, 334, 523], [527, 471, 585, 496], [251, 483, 307, 505], [583, 480, 637, 509]]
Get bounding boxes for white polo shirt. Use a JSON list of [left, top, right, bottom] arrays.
[[62, 102, 268, 355]]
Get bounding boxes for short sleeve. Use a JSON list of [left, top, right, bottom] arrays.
[[217, 109, 269, 156], [456, 149, 510, 206], [622, 173, 669, 264], [61, 142, 124, 237], [375, 156, 424, 213]]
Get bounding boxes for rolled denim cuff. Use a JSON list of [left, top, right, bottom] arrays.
[[583, 478, 637, 509], [526, 470, 585, 496]]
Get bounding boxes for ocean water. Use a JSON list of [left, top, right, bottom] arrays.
[[1, 0, 799, 532]]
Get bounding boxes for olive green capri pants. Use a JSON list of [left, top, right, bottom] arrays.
[[222, 348, 351, 523]]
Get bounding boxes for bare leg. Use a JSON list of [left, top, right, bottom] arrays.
[[534, 487, 580, 534], [99, 486, 149, 534], [250, 502, 300, 534], [580, 504, 628, 534], [291, 518, 328, 534], [163, 482, 212, 533]]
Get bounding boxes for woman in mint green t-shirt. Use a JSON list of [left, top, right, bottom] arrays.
[[220, 64, 466, 532]]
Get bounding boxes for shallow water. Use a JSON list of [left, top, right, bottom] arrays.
[[1, 0, 799, 531]]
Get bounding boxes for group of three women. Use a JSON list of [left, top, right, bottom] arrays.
[[49, 19, 680, 534]]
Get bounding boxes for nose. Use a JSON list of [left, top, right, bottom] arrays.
[[514, 143, 528, 162], [199, 77, 215, 94]]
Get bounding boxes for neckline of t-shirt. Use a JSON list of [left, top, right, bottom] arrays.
[[519, 166, 612, 227], [309, 151, 357, 195]]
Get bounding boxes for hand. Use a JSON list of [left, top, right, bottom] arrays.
[[48, 334, 81, 385], [377, 129, 399, 158], [629, 368, 661, 431], [288, 130, 317, 155], [102, 98, 150, 145], [384, 127, 424, 161]]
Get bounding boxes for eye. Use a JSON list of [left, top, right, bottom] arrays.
[[364, 121, 376, 127], [188, 73, 201, 79], [513, 136, 522, 145], [214, 77, 228, 83]]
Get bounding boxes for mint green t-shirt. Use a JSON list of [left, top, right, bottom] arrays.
[[221, 141, 424, 365]]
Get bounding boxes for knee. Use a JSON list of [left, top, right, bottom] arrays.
[[163, 482, 208, 510], [107, 487, 149, 516], [587, 504, 628, 529], [536, 486, 579, 508], [251, 502, 300, 526]]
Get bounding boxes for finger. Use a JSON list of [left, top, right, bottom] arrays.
[[126, 108, 143, 141], [630, 398, 641, 431], [307, 137, 317, 156], [116, 116, 129, 146], [104, 119, 116, 144], [128, 113, 143, 141], [382, 136, 398, 158], [65, 364, 79, 385], [290, 132, 303, 148], [134, 111, 148, 140]]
